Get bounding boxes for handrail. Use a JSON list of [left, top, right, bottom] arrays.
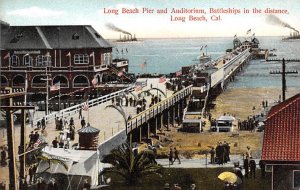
[[34, 81, 147, 125], [126, 85, 193, 133]]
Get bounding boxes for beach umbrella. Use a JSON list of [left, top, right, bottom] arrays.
[[218, 172, 242, 184]]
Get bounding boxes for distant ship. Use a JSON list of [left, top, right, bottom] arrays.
[[282, 31, 300, 40], [197, 45, 211, 63], [116, 34, 138, 42]]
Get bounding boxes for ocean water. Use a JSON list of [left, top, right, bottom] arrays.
[[111, 36, 300, 88]]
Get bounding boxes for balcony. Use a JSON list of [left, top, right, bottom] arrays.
[[94, 65, 109, 72], [112, 59, 128, 67]]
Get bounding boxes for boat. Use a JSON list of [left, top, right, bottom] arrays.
[[115, 34, 138, 42], [197, 45, 211, 63], [282, 31, 300, 40]]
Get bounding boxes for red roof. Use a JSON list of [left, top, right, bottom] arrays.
[[262, 93, 300, 162]]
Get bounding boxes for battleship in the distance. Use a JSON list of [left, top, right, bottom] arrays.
[[115, 34, 139, 42], [282, 31, 300, 40]]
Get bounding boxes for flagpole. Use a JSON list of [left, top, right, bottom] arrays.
[[24, 71, 28, 105], [58, 87, 61, 112]]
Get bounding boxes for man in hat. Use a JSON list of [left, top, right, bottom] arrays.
[[19, 178, 28, 190], [173, 147, 181, 164], [83, 179, 91, 190], [168, 147, 174, 165], [210, 147, 215, 164], [36, 177, 46, 190], [47, 178, 58, 190], [164, 183, 170, 190], [81, 117, 86, 128]]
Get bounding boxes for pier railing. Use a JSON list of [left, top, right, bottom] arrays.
[[126, 85, 193, 133], [34, 81, 147, 125]]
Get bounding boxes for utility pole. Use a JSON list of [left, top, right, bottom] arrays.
[[1, 105, 35, 190], [268, 58, 298, 101]]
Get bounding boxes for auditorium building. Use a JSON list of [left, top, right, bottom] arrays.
[[0, 21, 130, 104]]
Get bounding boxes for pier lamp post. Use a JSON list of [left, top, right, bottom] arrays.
[[41, 70, 51, 116]]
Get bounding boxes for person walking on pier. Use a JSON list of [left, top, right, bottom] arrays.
[[244, 156, 250, 178], [174, 147, 181, 164], [41, 117, 46, 129], [169, 147, 174, 165], [81, 117, 86, 128], [79, 107, 82, 119], [249, 159, 256, 179], [210, 147, 215, 164]]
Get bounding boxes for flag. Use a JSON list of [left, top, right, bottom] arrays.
[[140, 63, 146, 69], [176, 71, 182, 77], [4, 52, 10, 59], [134, 82, 142, 92], [246, 29, 251, 35], [92, 78, 97, 87], [117, 71, 123, 77], [159, 76, 166, 83], [82, 101, 89, 111], [89, 52, 94, 57], [50, 82, 60, 91], [66, 52, 71, 57]]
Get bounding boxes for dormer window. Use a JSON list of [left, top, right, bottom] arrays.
[[94, 33, 101, 38], [72, 33, 79, 40], [10, 32, 23, 43]]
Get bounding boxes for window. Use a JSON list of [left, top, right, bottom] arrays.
[[10, 55, 19, 66], [36, 55, 51, 66], [103, 53, 111, 65], [293, 170, 300, 188], [94, 32, 101, 38], [23, 55, 33, 66], [74, 54, 89, 64], [72, 33, 79, 40]]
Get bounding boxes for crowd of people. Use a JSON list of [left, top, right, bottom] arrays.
[[18, 176, 91, 190], [51, 116, 76, 149], [210, 141, 231, 165]]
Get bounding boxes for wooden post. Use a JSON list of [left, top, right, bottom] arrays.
[[155, 116, 158, 136], [20, 109, 26, 180], [160, 112, 164, 130], [6, 110, 18, 190], [0, 103, 35, 190], [167, 110, 170, 131], [139, 126, 142, 142], [147, 122, 150, 139]]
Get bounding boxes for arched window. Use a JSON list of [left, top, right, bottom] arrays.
[[23, 55, 33, 66], [32, 75, 46, 87], [12, 75, 25, 87], [52, 75, 69, 88], [1, 75, 8, 86], [10, 55, 20, 66], [103, 53, 111, 65], [36, 55, 52, 66], [73, 75, 89, 87]]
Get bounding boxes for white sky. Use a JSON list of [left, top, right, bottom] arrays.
[[1, 0, 299, 39]]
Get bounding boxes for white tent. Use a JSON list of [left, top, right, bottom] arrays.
[[36, 146, 101, 189]]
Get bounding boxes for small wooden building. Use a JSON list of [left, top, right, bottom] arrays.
[[77, 124, 100, 150], [261, 93, 300, 190]]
